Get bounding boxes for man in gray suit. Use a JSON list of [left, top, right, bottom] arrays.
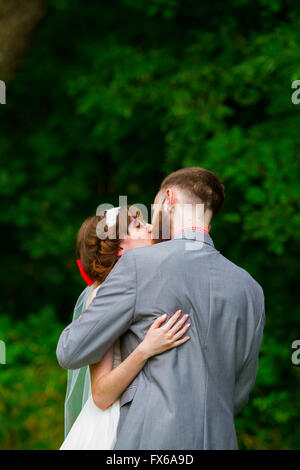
[[57, 167, 265, 450]]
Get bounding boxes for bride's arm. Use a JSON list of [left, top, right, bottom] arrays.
[[90, 310, 190, 410]]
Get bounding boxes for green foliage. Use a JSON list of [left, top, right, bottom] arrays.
[[0, 0, 299, 449], [0, 308, 65, 449]]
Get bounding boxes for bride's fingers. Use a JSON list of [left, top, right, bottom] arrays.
[[173, 335, 190, 347], [169, 313, 189, 335], [163, 310, 182, 330], [172, 322, 190, 340], [152, 313, 167, 328]]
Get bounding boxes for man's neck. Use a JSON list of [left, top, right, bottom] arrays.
[[171, 222, 211, 239], [170, 203, 211, 238]]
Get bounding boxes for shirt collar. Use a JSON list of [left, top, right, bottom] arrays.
[[173, 227, 214, 247]]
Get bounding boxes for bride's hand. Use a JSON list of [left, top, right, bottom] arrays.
[[138, 310, 190, 359]]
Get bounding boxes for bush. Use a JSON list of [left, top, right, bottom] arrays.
[[0, 307, 66, 449]]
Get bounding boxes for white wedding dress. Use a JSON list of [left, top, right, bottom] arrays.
[[60, 286, 121, 450]]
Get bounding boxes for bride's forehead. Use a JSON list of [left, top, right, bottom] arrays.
[[128, 206, 141, 218]]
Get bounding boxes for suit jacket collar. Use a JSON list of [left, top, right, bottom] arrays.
[[173, 230, 214, 247]]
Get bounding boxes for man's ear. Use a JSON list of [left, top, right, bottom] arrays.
[[165, 188, 177, 211]]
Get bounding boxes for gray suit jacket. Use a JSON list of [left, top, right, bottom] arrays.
[[57, 231, 265, 450]]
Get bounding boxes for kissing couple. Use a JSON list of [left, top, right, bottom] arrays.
[[57, 167, 265, 450]]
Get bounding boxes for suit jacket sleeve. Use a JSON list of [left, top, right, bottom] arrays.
[[56, 250, 136, 370], [233, 308, 265, 416]]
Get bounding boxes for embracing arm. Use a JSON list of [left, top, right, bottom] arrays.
[[90, 311, 190, 410], [56, 250, 137, 370], [90, 344, 148, 410]]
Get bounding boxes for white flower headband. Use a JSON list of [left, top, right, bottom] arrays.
[[105, 206, 121, 228]]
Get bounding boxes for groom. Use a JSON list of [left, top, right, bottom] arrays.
[[57, 167, 265, 450]]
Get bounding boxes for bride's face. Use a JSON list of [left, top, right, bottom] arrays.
[[119, 216, 153, 253]]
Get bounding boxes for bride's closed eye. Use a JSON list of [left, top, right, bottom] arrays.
[[126, 216, 152, 245], [129, 217, 145, 231]]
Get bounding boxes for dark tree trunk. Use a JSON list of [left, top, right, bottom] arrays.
[[0, 0, 45, 80]]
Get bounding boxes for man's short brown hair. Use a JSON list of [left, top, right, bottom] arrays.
[[159, 167, 225, 218]]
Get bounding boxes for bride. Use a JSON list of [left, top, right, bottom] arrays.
[[60, 205, 190, 450]]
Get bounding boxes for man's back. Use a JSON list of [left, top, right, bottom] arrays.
[[115, 231, 265, 450]]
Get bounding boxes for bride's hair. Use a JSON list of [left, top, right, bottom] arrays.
[[76, 206, 138, 286]]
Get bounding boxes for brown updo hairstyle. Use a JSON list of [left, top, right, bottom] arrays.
[[76, 205, 140, 286]]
